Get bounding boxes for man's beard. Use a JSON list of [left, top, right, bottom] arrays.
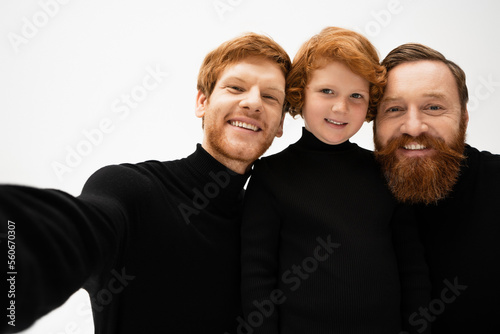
[[374, 118, 467, 205], [203, 107, 275, 167]]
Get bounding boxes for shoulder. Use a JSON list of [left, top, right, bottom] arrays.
[[353, 143, 375, 158], [345, 143, 378, 167], [477, 147, 500, 163], [466, 145, 500, 168], [85, 161, 157, 184], [81, 160, 173, 200], [246, 148, 297, 192], [464, 145, 500, 186], [255, 146, 296, 171]]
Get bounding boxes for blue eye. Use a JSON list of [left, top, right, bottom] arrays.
[[386, 107, 401, 113], [229, 86, 243, 92], [321, 89, 333, 94], [429, 105, 441, 110], [263, 95, 278, 102], [351, 93, 363, 99]]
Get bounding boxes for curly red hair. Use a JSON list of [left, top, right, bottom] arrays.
[[286, 27, 386, 122]]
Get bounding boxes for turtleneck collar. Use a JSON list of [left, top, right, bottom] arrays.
[[292, 127, 357, 153], [185, 144, 251, 200]]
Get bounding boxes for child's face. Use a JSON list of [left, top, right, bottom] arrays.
[[302, 61, 369, 145]]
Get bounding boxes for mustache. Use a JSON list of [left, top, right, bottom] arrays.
[[375, 133, 465, 161]]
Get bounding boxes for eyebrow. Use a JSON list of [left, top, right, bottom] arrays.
[[381, 92, 448, 104], [379, 96, 400, 106], [309, 82, 369, 93], [223, 76, 246, 84], [223, 76, 285, 96], [423, 92, 447, 100]]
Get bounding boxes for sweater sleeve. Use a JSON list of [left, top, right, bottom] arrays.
[[391, 204, 432, 334], [241, 160, 282, 334], [0, 164, 149, 333]]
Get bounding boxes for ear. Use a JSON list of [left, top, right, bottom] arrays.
[[463, 108, 469, 130], [275, 113, 285, 138], [195, 90, 208, 118]]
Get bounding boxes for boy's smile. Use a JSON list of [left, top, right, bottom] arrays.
[[302, 61, 369, 145]]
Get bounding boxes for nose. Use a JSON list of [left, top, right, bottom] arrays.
[[239, 87, 263, 112], [331, 97, 348, 114], [400, 107, 429, 137]]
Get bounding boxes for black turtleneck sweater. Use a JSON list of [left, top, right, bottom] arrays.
[[241, 128, 402, 334], [0, 145, 249, 334], [410, 145, 500, 333]]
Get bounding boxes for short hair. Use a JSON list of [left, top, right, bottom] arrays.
[[286, 27, 386, 121], [197, 32, 291, 103], [380, 43, 468, 116]]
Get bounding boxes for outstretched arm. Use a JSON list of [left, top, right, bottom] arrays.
[[0, 164, 149, 333]]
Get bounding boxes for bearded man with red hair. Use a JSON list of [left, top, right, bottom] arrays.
[[373, 43, 500, 333]]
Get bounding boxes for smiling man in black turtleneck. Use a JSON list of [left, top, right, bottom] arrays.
[[0, 32, 290, 334], [374, 43, 500, 333]]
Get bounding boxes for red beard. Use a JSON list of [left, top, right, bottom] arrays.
[[374, 120, 467, 205]]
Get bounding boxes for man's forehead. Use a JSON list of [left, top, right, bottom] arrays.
[[218, 58, 285, 88], [387, 60, 443, 83], [225, 56, 279, 69], [383, 61, 459, 100]]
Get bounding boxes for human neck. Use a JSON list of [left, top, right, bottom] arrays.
[[201, 143, 251, 175]]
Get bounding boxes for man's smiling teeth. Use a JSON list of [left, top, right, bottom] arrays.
[[230, 121, 259, 132], [325, 118, 346, 125], [404, 144, 427, 150]]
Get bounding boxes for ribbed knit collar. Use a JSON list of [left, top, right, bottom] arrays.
[[185, 144, 251, 199], [293, 127, 357, 153]]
